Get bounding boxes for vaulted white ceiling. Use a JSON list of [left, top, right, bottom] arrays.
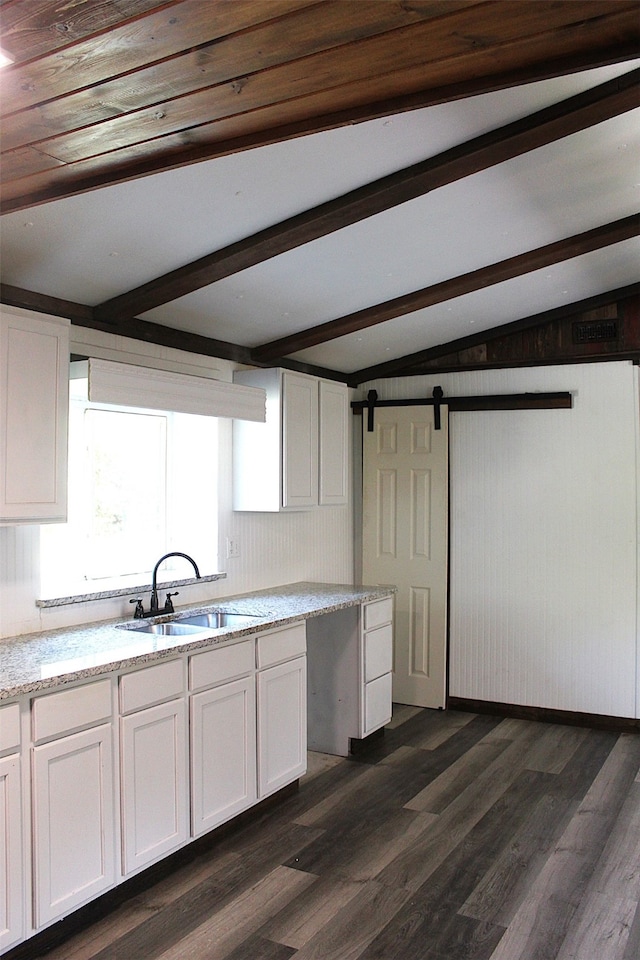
[[1, 60, 638, 376]]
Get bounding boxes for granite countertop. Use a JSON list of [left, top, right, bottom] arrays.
[[0, 582, 395, 700]]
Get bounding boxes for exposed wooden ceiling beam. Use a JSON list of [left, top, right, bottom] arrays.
[[92, 68, 640, 323], [347, 282, 640, 384], [0, 282, 349, 383], [252, 215, 640, 361], [0, 283, 252, 363]]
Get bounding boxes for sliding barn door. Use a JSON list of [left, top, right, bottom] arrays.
[[362, 406, 448, 708]]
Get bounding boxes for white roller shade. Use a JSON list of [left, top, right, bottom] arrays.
[[86, 358, 266, 421]]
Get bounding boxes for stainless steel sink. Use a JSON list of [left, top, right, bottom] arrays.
[[120, 610, 262, 636], [129, 622, 207, 636], [177, 612, 261, 629]]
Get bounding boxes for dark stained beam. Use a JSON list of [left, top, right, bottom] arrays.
[[347, 282, 640, 384], [0, 284, 93, 324], [93, 68, 640, 323], [0, 283, 252, 363], [0, 283, 349, 382], [252, 215, 640, 361]]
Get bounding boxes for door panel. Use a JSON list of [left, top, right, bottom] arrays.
[[363, 406, 448, 708]]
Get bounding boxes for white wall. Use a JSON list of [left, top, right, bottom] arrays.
[[360, 362, 639, 719], [0, 329, 354, 639]]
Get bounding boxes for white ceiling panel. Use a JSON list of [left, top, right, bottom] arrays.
[[140, 110, 639, 348], [0, 59, 637, 378], [0, 62, 635, 300]]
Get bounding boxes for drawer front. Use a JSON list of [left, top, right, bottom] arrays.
[[363, 597, 393, 632], [33, 679, 112, 742], [189, 640, 254, 692], [119, 658, 184, 714], [363, 672, 393, 736], [256, 622, 306, 669], [364, 623, 393, 683], [0, 702, 20, 752]]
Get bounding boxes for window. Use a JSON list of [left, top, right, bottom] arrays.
[[40, 372, 218, 599]]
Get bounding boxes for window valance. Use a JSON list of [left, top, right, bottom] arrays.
[[82, 358, 266, 421]]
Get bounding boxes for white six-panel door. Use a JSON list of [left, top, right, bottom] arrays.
[[362, 405, 448, 708]]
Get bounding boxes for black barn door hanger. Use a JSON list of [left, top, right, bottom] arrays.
[[356, 387, 572, 431]]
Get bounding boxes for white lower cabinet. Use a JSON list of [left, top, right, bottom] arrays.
[[191, 676, 257, 835], [120, 660, 189, 876], [360, 597, 394, 737], [257, 624, 307, 798], [0, 753, 22, 951], [32, 724, 115, 927], [362, 672, 393, 735], [0, 700, 22, 952], [9, 611, 356, 954], [30, 679, 115, 930]]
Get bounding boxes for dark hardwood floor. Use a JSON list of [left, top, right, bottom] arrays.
[[27, 707, 640, 960]]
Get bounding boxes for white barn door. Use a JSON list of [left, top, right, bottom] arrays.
[[362, 405, 448, 708]]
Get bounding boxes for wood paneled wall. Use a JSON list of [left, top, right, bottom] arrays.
[[405, 292, 640, 375]]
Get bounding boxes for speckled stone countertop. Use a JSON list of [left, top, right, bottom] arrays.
[[0, 582, 395, 700]]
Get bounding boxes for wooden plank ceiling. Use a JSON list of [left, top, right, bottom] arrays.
[[0, 0, 639, 382]]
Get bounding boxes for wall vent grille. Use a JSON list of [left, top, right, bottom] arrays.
[[572, 320, 618, 344]]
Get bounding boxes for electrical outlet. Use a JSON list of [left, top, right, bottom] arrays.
[[225, 537, 240, 559]]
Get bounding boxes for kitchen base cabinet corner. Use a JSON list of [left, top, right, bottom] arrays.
[[306, 598, 394, 756]]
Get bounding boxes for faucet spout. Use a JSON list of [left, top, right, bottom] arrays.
[[150, 552, 201, 614]]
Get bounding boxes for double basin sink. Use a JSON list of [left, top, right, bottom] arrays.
[[120, 610, 262, 638]]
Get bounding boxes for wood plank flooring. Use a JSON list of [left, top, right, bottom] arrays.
[[21, 707, 640, 960]]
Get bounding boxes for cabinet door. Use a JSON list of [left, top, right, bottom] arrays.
[[319, 380, 349, 506], [191, 676, 256, 836], [120, 699, 188, 875], [362, 672, 393, 737], [0, 309, 69, 523], [0, 754, 22, 951], [32, 724, 115, 928], [282, 372, 318, 508], [257, 656, 307, 798]]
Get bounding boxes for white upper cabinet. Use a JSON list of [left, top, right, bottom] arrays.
[[233, 368, 348, 511], [319, 379, 349, 506], [0, 307, 69, 524], [282, 370, 318, 508]]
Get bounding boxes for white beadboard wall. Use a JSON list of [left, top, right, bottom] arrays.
[[0, 332, 353, 639], [361, 362, 639, 719]]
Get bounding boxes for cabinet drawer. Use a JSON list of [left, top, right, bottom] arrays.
[[256, 622, 306, 669], [119, 659, 184, 714], [32, 679, 112, 742], [363, 672, 392, 736], [0, 702, 20, 752], [364, 623, 393, 683], [189, 640, 254, 692], [363, 597, 393, 632]]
